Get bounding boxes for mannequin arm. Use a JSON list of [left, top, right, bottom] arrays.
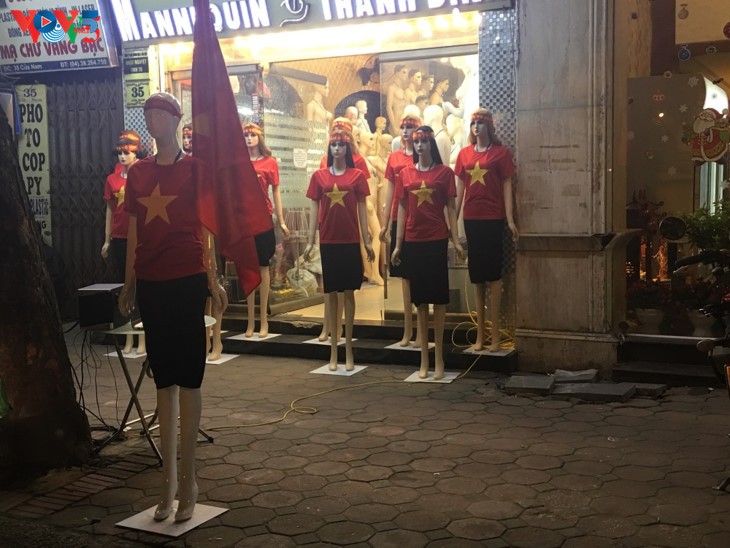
[[272, 185, 289, 237], [101, 202, 113, 258], [379, 177, 395, 241], [503, 176, 518, 242], [204, 228, 221, 310], [303, 199, 319, 262], [358, 198, 375, 262], [447, 197, 464, 260], [386, 85, 397, 129], [119, 216, 137, 316], [455, 176, 465, 221], [391, 202, 406, 265]]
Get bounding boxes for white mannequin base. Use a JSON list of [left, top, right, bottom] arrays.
[[463, 347, 511, 356], [205, 353, 238, 364], [403, 371, 458, 384], [310, 364, 367, 376], [384, 341, 435, 351], [303, 337, 356, 346], [105, 350, 146, 359], [116, 503, 227, 537], [228, 333, 281, 341]]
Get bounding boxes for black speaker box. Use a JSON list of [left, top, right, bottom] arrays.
[[78, 284, 127, 329]]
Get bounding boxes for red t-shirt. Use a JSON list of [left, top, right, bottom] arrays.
[[454, 144, 515, 220], [123, 155, 206, 281], [319, 152, 371, 180], [252, 156, 279, 215], [103, 163, 131, 239], [396, 164, 456, 242], [385, 149, 415, 219], [306, 167, 370, 244]]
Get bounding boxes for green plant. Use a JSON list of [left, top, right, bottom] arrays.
[[681, 201, 730, 250]]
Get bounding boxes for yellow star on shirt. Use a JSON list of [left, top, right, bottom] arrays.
[[411, 181, 434, 206], [138, 184, 178, 225], [467, 163, 488, 185], [326, 183, 348, 208], [113, 185, 125, 206]]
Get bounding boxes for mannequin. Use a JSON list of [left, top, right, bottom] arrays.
[[415, 95, 428, 117], [244, 122, 290, 338], [355, 100, 372, 135], [450, 55, 480, 145], [429, 77, 450, 107], [378, 114, 422, 346], [345, 106, 359, 127], [119, 92, 220, 523], [304, 130, 374, 370], [356, 130, 384, 286], [455, 109, 518, 352], [405, 69, 422, 105], [421, 74, 434, 98], [391, 126, 463, 379], [423, 105, 451, 171], [101, 130, 146, 356], [306, 83, 332, 125], [373, 116, 388, 157], [446, 114, 465, 168], [375, 133, 393, 218], [386, 64, 409, 133], [182, 124, 193, 154], [391, 104, 421, 153]]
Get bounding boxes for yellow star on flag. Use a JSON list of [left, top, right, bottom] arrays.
[[467, 163, 488, 185], [326, 183, 349, 208], [411, 181, 435, 206], [138, 184, 178, 225], [114, 185, 126, 205]]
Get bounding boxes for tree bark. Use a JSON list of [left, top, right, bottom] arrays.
[[0, 102, 91, 484]]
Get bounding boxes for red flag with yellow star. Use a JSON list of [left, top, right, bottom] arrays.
[[192, 0, 273, 295]]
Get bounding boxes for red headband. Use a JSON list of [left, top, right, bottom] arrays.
[[115, 130, 141, 153], [242, 122, 263, 136], [400, 116, 421, 129], [412, 129, 434, 141], [471, 111, 493, 123], [182, 126, 193, 137], [143, 93, 182, 118], [332, 118, 353, 133], [329, 131, 351, 144]]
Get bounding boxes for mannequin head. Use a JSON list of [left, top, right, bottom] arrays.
[[408, 69, 422, 88], [445, 114, 464, 147], [243, 122, 272, 157], [394, 64, 408, 86], [355, 100, 368, 116], [378, 134, 393, 158], [327, 131, 355, 168], [345, 106, 358, 124], [143, 92, 182, 143], [468, 108, 502, 146], [412, 126, 443, 166], [433, 77, 450, 95], [399, 114, 421, 144], [375, 116, 387, 132], [332, 116, 354, 135], [423, 104, 445, 129], [115, 130, 143, 166], [415, 95, 428, 114], [182, 124, 193, 153], [422, 74, 434, 93], [360, 131, 375, 155]]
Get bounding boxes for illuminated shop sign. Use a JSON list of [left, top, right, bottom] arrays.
[[110, 0, 511, 44]]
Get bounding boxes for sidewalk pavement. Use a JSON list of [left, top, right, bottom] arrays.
[[1, 327, 730, 547]]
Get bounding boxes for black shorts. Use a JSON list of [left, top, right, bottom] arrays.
[[320, 243, 363, 293], [254, 228, 276, 267], [136, 273, 209, 389], [389, 222, 408, 279], [406, 239, 449, 306], [464, 219, 505, 283], [109, 238, 127, 282]]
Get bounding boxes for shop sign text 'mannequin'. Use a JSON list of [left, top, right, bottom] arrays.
[[110, 0, 511, 44]]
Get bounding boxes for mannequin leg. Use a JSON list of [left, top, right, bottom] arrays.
[[154, 385, 179, 521], [124, 333, 133, 354], [205, 297, 212, 355], [245, 288, 256, 337], [344, 290, 355, 371], [366, 207, 384, 286], [137, 334, 146, 355], [433, 304, 446, 380], [472, 283, 486, 351], [175, 387, 201, 522], [488, 280, 502, 352], [318, 298, 330, 341], [259, 267, 271, 337], [417, 304, 429, 379], [336, 293, 344, 342], [328, 292, 339, 370], [400, 279, 413, 346], [209, 310, 224, 362]]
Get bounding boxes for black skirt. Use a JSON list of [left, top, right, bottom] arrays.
[[389, 221, 408, 279], [406, 239, 449, 306], [320, 243, 363, 293], [464, 218, 505, 283], [254, 228, 276, 267], [136, 273, 209, 389], [109, 238, 127, 282]]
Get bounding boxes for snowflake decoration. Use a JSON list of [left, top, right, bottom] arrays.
[[627, 131, 635, 141], [688, 76, 699, 87], [679, 104, 688, 113], [661, 135, 669, 143], [668, 166, 677, 176]]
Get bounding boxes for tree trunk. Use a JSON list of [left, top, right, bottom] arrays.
[[0, 103, 92, 484]]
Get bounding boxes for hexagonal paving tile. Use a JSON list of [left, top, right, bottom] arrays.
[[447, 517, 505, 540], [252, 490, 303, 509], [395, 510, 449, 532], [368, 529, 429, 547], [467, 500, 523, 520], [590, 496, 649, 517], [502, 526, 564, 548], [345, 466, 393, 482], [262, 456, 309, 471], [207, 483, 258, 503], [220, 506, 276, 528], [303, 461, 350, 477], [267, 513, 324, 535], [237, 468, 285, 486], [436, 477, 486, 495], [648, 504, 710, 526]]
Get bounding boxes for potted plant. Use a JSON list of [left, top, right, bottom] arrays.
[[681, 200, 730, 250], [627, 279, 671, 332]]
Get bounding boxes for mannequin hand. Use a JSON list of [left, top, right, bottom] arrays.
[[280, 222, 290, 238], [365, 244, 375, 263], [379, 226, 389, 243], [303, 244, 313, 262], [101, 242, 110, 259], [508, 221, 519, 243], [391, 247, 401, 266], [118, 282, 135, 317], [454, 242, 465, 262]]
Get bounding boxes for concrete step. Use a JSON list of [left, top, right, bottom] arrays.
[[612, 361, 721, 387]]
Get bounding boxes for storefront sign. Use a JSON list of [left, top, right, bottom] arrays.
[[17, 84, 52, 242], [110, 0, 511, 45], [0, 1, 119, 74], [123, 47, 150, 107]]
